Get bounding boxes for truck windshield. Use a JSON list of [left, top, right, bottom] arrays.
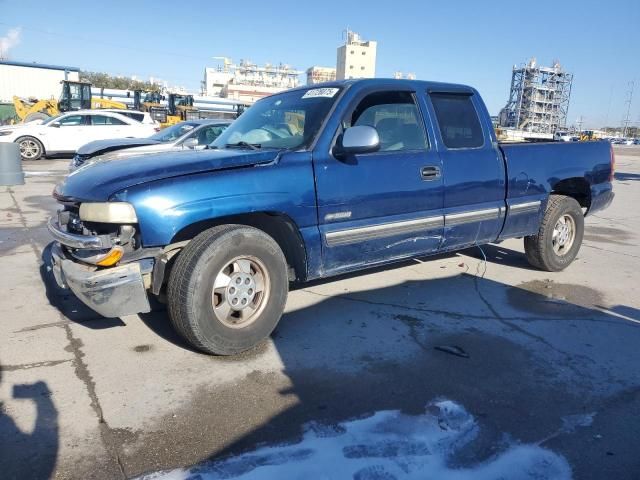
[[212, 87, 341, 150]]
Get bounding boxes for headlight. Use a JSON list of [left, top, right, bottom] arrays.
[[0, 130, 14, 136], [79, 202, 138, 223]]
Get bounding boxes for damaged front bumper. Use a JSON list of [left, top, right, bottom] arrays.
[[50, 242, 152, 318]]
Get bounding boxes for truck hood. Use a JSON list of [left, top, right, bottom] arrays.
[[91, 142, 186, 161], [55, 148, 280, 202], [76, 137, 162, 156]]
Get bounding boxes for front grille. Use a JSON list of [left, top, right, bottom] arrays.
[[57, 208, 83, 234]]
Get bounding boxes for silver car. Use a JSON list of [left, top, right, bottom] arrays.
[[70, 119, 231, 170]]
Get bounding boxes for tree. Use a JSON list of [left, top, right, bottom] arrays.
[[79, 71, 161, 92]]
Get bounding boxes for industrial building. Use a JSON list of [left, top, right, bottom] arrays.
[[203, 58, 301, 103], [393, 72, 416, 80], [306, 66, 336, 85], [0, 60, 80, 103], [499, 58, 573, 134], [336, 30, 377, 80]]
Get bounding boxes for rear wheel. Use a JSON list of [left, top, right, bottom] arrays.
[[16, 136, 45, 161], [24, 112, 51, 123], [524, 195, 584, 271], [167, 225, 289, 355]]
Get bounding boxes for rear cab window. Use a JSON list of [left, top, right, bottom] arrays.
[[430, 93, 484, 149]]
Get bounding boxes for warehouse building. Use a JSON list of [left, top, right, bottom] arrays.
[[0, 60, 80, 103]]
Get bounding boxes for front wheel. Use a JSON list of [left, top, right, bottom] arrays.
[[167, 225, 289, 355], [16, 136, 45, 161], [524, 195, 584, 271]]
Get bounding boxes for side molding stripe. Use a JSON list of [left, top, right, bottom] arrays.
[[445, 207, 502, 226], [325, 201, 540, 247], [509, 200, 541, 214], [325, 216, 444, 247]]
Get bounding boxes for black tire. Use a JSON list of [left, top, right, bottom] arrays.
[[524, 195, 584, 271], [16, 136, 45, 161], [24, 112, 51, 123], [167, 225, 289, 355]]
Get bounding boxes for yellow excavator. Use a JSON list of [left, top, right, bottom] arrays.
[[13, 80, 127, 123]]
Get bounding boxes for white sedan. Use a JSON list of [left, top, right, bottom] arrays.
[[0, 110, 158, 160]]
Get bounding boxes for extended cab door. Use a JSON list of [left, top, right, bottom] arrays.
[[313, 88, 444, 275], [426, 90, 506, 251]]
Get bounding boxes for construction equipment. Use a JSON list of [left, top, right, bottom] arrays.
[[12, 97, 58, 123], [131, 90, 169, 124], [12, 80, 127, 122], [132, 91, 245, 128], [579, 130, 596, 141], [165, 93, 199, 126]]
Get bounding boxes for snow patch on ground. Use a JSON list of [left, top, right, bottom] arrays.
[[138, 399, 572, 480]]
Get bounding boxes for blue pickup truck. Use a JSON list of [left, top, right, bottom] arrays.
[[48, 79, 614, 355]]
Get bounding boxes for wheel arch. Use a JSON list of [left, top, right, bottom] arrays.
[[170, 212, 308, 282], [550, 177, 591, 211]]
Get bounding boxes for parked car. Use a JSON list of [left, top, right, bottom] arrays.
[[0, 110, 158, 160], [98, 109, 158, 125], [48, 79, 615, 355], [70, 120, 231, 170]]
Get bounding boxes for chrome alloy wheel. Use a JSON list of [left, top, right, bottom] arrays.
[[552, 214, 575, 255], [211, 256, 270, 328], [19, 139, 41, 159]]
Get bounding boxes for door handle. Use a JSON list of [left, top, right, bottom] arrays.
[[420, 165, 441, 180]]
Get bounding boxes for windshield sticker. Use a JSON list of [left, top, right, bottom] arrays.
[[302, 88, 339, 99]]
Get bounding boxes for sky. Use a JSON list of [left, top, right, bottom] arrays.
[[0, 0, 638, 128]]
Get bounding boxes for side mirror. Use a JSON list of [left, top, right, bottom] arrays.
[[182, 137, 199, 149], [50, 122, 60, 128], [333, 125, 380, 157]]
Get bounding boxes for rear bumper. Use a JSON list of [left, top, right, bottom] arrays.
[[588, 183, 615, 216], [50, 242, 151, 318]]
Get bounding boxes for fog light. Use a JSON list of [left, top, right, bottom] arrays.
[[96, 247, 124, 267]]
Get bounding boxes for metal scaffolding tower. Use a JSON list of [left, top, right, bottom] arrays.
[[500, 58, 573, 134]]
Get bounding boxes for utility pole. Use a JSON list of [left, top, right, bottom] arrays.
[[622, 81, 634, 138]]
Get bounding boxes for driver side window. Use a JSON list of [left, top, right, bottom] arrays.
[[349, 91, 427, 152]]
